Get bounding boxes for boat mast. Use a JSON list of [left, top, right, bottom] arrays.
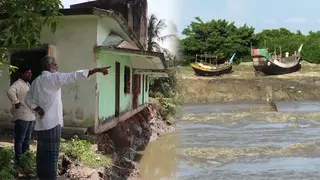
[[216, 55, 218, 66], [279, 46, 282, 58], [205, 53, 207, 64]]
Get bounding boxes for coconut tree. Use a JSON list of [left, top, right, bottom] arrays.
[[147, 14, 178, 54], [148, 14, 180, 100]]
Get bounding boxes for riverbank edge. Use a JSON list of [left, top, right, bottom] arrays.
[[105, 103, 175, 180], [58, 103, 176, 179], [179, 77, 320, 104]]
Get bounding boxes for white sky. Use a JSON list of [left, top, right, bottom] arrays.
[[61, 0, 178, 53]]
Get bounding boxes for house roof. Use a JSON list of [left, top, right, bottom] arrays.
[[59, 7, 144, 50], [101, 33, 139, 50], [0, 7, 168, 72], [95, 46, 168, 70], [0, 7, 144, 50]]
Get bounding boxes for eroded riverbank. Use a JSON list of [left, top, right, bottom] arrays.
[[179, 62, 320, 104]]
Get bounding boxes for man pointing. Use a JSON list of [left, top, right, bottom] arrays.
[[25, 56, 110, 179]]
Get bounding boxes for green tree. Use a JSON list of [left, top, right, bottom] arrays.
[[254, 28, 304, 54], [180, 17, 320, 64], [180, 17, 255, 64], [147, 13, 177, 54], [146, 14, 181, 121], [302, 31, 320, 63], [0, 0, 63, 72]]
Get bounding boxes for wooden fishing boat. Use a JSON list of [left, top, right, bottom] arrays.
[[251, 44, 303, 75], [191, 53, 236, 76]]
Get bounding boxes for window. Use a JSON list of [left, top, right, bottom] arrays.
[[145, 75, 148, 91], [124, 66, 131, 93]]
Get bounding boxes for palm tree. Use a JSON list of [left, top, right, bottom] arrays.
[[147, 14, 177, 54], [147, 14, 180, 96]]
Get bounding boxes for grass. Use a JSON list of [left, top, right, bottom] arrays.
[[0, 136, 111, 179], [150, 97, 178, 124], [0, 147, 15, 180], [60, 136, 112, 168], [0, 147, 36, 180]]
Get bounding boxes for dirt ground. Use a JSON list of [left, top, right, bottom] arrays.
[[179, 61, 320, 103]]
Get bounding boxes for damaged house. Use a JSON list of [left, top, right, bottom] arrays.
[[0, 0, 167, 134]]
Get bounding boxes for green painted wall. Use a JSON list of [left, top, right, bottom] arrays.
[[97, 52, 115, 120], [97, 52, 132, 120], [137, 74, 149, 105]]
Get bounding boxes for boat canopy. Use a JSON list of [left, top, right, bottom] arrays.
[[251, 49, 271, 59]]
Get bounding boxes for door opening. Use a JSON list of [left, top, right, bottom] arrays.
[[10, 45, 50, 85], [115, 61, 120, 117]]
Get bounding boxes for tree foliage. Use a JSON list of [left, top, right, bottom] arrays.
[[254, 28, 306, 57], [181, 17, 320, 64], [147, 13, 177, 55], [181, 17, 255, 63], [146, 14, 182, 120], [147, 14, 179, 97], [0, 0, 63, 70]]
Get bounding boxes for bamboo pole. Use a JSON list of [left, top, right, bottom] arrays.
[[205, 54, 207, 63]]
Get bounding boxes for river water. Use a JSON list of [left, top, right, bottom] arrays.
[[139, 101, 320, 180]]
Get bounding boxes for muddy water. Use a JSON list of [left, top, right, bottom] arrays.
[[139, 101, 320, 180]]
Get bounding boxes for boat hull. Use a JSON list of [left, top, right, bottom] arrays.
[[192, 66, 233, 76], [251, 47, 303, 76], [253, 60, 301, 75]]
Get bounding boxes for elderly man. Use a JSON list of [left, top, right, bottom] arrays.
[[7, 67, 36, 163], [25, 56, 110, 179]]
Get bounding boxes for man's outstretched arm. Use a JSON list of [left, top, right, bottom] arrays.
[[88, 66, 110, 78], [51, 67, 111, 87]]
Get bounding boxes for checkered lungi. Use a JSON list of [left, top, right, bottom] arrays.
[[36, 124, 61, 180]]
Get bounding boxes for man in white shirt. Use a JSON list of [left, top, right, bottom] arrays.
[[7, 67, 36, 163], [25, 56, 110, 180]]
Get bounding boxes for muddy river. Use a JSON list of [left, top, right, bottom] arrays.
[[139, 101, 320, 180]]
